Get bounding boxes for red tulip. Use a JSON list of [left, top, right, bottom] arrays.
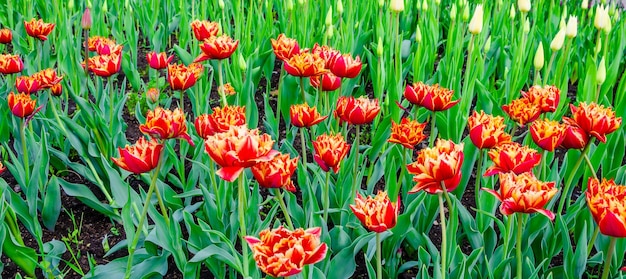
[[330, 53, 362, 78], [195, 34, 239, 62], [313, 133, 351, 173], [0, 54, 24, 74], [521, 85, 560, 113], [24, 19, 55, 41], [484, 142, 541, 176], [310, 73, 341, 91], [586, 178, 626, 237], [33, 68, 63, 89], [50, 83, 62, 97], [111, 137, 163, 174], [86, 53, 122, 77], [15, 76, 41, 94], [218, 83, 236, 96], [406, 139, 464, 194], [467, 111, 511, 149], [290, 103, 328, 128], [0, 29, 12, 44], [167, 63, 202, 91], [271, 34, 300, 61], [284, 52, 327, 77], [146, 52, 173, 70], [559, 118, 589, 149], [312, 44, 341, 68], [0, 161, 5, 175], [483, 172, 557, 220], [334, 96, 381, 125], [502, 97, 542, 126], [388, 118, 427, 149], [529, 120, 567, 151], [350, 191, 400, 233], [194, 105, 246, 138], [190, 20, 220, 41], [251, 153, 299, 192], [7, 92, 37, 118], [139, 107, 193, 145], [404, 82, 459, 111], [87, 36, 115, 52], [565, 102, 621, 143]]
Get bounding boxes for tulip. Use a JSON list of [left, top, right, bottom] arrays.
[[350, 191, 399, 233], [484, 142, 541, 176], [312, 133, 350, 173], [596, 57, 606, 85], [517, 0, 531, 13], [50, 83, 62, 97], [390, 0, 404, 12], [325, 7, 333, 26], [329, 53, 362, 78], [312, 44, 341, 69], [534, 42, 544, 70], [7, 92, 37, 118], [406, 139, 464, 194], [139, 107, 193, 145], [270, 34, 300, 61], [0, 54, 24, 74], [0, 29, 12, 44], [310, 73, 341, 91], [146, 88, 159, 103], [33, 68, 63, 89], [559, 118, 589, 149], [334, 96, 381, 125], [388, 118, 427, 149], [0, 161, 5, 175], [24, 18, 55, 41], [204, 125, 278, 182], [594, 5, 609, 31], [468, 4, 484, 35], [194, 105, 246, 139], [586, 178, 626, 237], [87, 36, 115, 52], [467, 111, 511, 149], [146, 52, 173, 70], [529, 120, 567, 152], [218, 83, 236, 96], [284, 52, 327, 77], [483, 172, 557, 220], [510, 4, 516, 19], [251, 153, 299, 192], [565, 102, 621, 143], [81, 8, 92, 30], [14, 76, 41, 94], [550, 28, 566, 51], [190, 20, 220, 41], [245, 226, 327, 278], [521, 85, 560, 113], [111, 137, 163, 174], [582, 0, 589, 9], [404, 82, 459, 111], [167, 63, 202, 91], [195, 34, 239, 62], [86, 53, 122, 77], [290, 103, 328, 128], [502, 97, 542, 126], [566, 16, 578, 38]]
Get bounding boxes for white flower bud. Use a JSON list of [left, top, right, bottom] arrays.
[[415, 25, 422, 43], [523, 18, 530, 34], [377, 36, 384, 57], [462, 4, 470, 21], [534, 42, 544, 70], [518, 0, 531, 13], [510, 4, 516, 19], [325, 7, 333, 26], [337, 0, 344, 15], [390, 0, 404, 12], [468, 4, 483, 35], [450, 4, 457, 20], [550, 28, 566, 51], [581, 0, 589, 9], [596, 57, 606, 84], [566, 16, 577, 38]]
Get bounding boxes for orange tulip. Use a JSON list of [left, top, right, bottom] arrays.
[[146, 51, 173, 70], [284, 52, 327, 77], [24, 19, 55, 41], [467, 111, 511, 149], [586, 178, 626, 237], [204, 125, 278, 182], [312, 43, 341, 68], [484, 142, 541, 176], [350, 191, 400, 233], [167, 63, 202, 91], [271, 34, 300, 61], [195, 34, 239, 62], [246, 226, 328, 278], [483, 172, 557, 220], [404, 82, 459, 111], [502, 97, 542, 126], [7, 92, 37, 118], [0, 29, 12, 44], [406, 139, 464, 194], [330, 53, 362, 78], [559, 118, 589, 149], [139, 107, 193, 145], [521, 85, 560, 113], [0, 54, 24, 74], [251, 153, 299, 192], [50, 83, 62, 97], [565, 102, 622, 143], [310, 73, 341, 91], [87, 36, 115, 52], [190, 20, 220, 41], [33, 68, 63, 89], [218, 83, 236, 96], [388, 118, 427, 149], [290, 103, 328, 128], [529, 120, 567, 151], [313, 133, 351, 173], [86, 53, 122, 77], [111, 137, 163, 174], [194, 105, 246, 139], [14, 76, 41, 94], [334, 96, 381, 125]]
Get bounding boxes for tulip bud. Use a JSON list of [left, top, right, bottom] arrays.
[[594, 5, 608, 30], [325, 7, 333, 26], [146, 88, 159, 103], [390, 0, 404, 12], [518, 0, 531, 13], [297, 0, 304, 4], [534, 42, 544, 70], [603, 16, 611, 33], [286, 0, 293, 11], [550, 28, 565, 51], [326, 25, 334, 38], [462, 5, 470, 21], [484, 36, 492, 53], [421, 0, 428, 11], [81, 8, 92, 30], [450, 4, 457, 20], [379, 0, 384, 8], [468, 5, 484, 35], [596, 57, 606, 84], [566, 16, 577, 38], [523, 18, 530, 34], [609, 2, 616, 16], [415, 25, 422, 43], [102, 1, 108, 12], [581, 0, 589, 9], [510, 4, 516, 19], [377, 36, 384, 56], [68, 0, 75, 10], [337, 0, 344, 15], [559, 15, 566, 29], [238, 52, 247, 71], [595, 38, 602, 54], [219, 0, 225, 9]]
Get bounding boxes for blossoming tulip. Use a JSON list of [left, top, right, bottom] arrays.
[[290, 103, 327, 128], [0, 54, 24, 74], [87, 36, 115, 52], [218, 83, 236, 96], [388, 118, 427, 149], [284, 52, 327, 77], [111, 137, 163, 174], [483, 172, 557, 220], [329, 53, 362, 78], [564, 102, 621, 143], [586, 178, 626, 237], [139, 107, 193, 145], [167, 63, 202, 91], [33, 68, 63, 89], [194, 105, 246, 138], [251, 153, 299, 192], [190, 20, 220, 41], [310, 73, 341, 91], [7, 92, 37, 118], [334, 96, 381, 125], [350, 191, 399, 233], [313, 133, 351, 173], [404, 82, 459, 111], [407, 139, 464, 194], [0, 29, 12, 44], [271, 34, 300, 61], [24, 19, 55, 41], [559, 118, 589, 149], [521, 85, 560, 113], [146, 52, 173, 70], [195, 34, 239, 62], [14, 76, 41, 94], [502, 97, 542, 126], [50, 83, 62, 96], [484, 142, 541, 176], [467, 111, 511, 149], [86, 53, 122, 77], [312, 44, 341, 68], [529, 120, 567, 151]]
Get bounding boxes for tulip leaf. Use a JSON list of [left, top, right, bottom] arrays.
[[41, 176, 61, 231]]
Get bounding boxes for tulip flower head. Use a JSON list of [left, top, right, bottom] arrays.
[[146, 88, 160, 103], [521, 85, 560, 113], [566, 16, 578, 38], [565, 102, 621, 143], [86, 53, 122, 77], [81, 8, 92, 30], [390, 0, 404, 12], [195, 34, 239, 62], [407, 139, 464, 194], [468, 4, 484, 34], [534, 42, 544, 70], [146, 52, 174, 70], [218, 83, 236, 96], [290, 103, 328, 128], [467, 111, 512, 149], [502, 97, 542, 126], [350, 191, 400, 233], [0, 161, 5, 175], [334, 96, 381, 125], [33, 68, 63, 89], [0, 54, 24, 74], [167, 63, 202, 91], [24, 19, 55, 41], [329, 53, 362, 78], [251, 153, 299, 192], [483, 172, 557, 220], [388, 118, 427, 149], [111, 137, 163, 174], [559, 118, 589, 149], [0, 29, 12, 44], [313, 133, 351, 173], [404, 82, 459, 111], [87, 36, 115, 52], [271, 33, 300, 61], [484, 142, 541, 176], [50, 83, 62, 97], [586, 178, 626, 237], [517, 0, 531, 13], [245, 226, 328, 278], [310, 73, 342, 91], [284, 52, 327, 77], [194, 105, 246, 138], [7, 92, 37, 118], [190, 20, 221, 41], [529, 120, 567, 152], [139, 107, 193, 145], [204, 125, 278, 182], [14, 76, 41, 94]]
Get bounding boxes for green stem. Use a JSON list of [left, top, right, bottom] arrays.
[[300, 76, 306, 104], [300, 128, 308, 172], [475, 149, 484, 203], [238, 176, 250, 278], [461, 35, 475, 113], [152, 174, 170, 227], [583, 153, 597, 180], [587, 226, 600, 257], [429, 111, 437, 147], [538, 150, 548, 180], [376, 232, 382, 279], [84, 29, 90, 76], [276, 65, 284, 142], [273, 189, 294, 230], [124, 157, 163, 279], [438, 192, 447, 279], [352, 125, 360, 202], [218, 59, 227, 107], [20, 119, 29, 187], [555, 40, 571, 85], [600, 237, 617, 279], [108, 76, 115, 135], [516, 214, 524, 279], [209, 161, 222, 217], [323, 171, 330, 224], [557, 141, 592, 214], [544, 52, 556, 86], [504, 215, 513, 258]]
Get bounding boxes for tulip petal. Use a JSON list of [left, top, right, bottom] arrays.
[[597, 210, 626, 237], [216, 166, 244, 182]]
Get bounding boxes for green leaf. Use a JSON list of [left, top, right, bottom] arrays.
[[41, 176, 62, 231]]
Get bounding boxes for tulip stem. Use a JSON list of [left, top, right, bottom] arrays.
[[557, 141, 592, 214], [323, 171, 330, 224], [300, 77, 306, 104], [275, 64, 284, 142], [516, 214, 524, 279], [429, 111, 437, 147], [238, 176, 250, 278], [108, 76, 115, 136], [376, 232, 382, 279], [20, 119, 29, 187], [555, 39, 571, 86], [84, 29, 89, 76], [125, 156, 163, 279], [209, 161, 222, 217], [300, 128, 308, 173], [352, 125, 361, 202], [601, 237, 617, 279], [474, 149, 484, 205], [544, 52, 556, 86], [218, 59, 227, 107], [537, 150, 548, 180], [437, 192, 447, 279], [583, 153, 597, 180], [504, 215, 513, 258], [152, 173, 170, 227], [587, 226, 600, 257], [273, 188, 294, 230]]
